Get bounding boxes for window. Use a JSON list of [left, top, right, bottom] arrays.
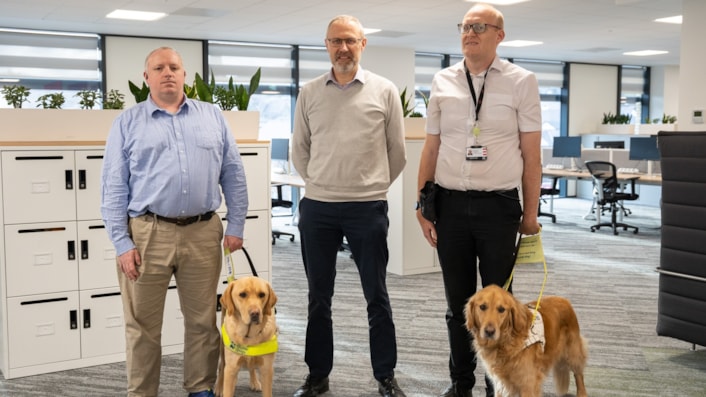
[[208, 41, 294, 140], [513, 60, 565, 148], [0, 28, 101, 109], [620, 65, 648, 124], [414, 53, 445, 116]]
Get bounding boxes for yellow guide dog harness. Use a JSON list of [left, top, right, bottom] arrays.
[[221, 323, 278, 356]]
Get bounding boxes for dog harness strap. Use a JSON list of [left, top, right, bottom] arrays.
[[523, 307, 545, 352], [221, 323, 278, 356]]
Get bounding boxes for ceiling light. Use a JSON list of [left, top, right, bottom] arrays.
[[464, 0, 530, 5], [623, 50, 668, 57], [364, 28, 381, 35], [500, 40, 542, 47], [106, 9, 167, 21], [654, 15, 682, 24]]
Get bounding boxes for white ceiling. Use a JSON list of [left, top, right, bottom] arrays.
[[0, 0, 683, 67]]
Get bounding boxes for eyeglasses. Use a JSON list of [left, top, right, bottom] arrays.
[[457, 23, 502, 34], [326, 38, 363, 47]]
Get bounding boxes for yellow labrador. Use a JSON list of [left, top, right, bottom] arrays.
[[215, 276, 278, 397]]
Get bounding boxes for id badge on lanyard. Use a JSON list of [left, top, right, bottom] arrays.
[[465, 66, 488, 161]]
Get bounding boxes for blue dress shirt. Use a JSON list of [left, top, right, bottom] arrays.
[[101, 96, 248, 256]]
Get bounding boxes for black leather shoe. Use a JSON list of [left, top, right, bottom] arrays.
[[293, 375, 329, 397], [438, 383, 472, 397], [378, 377, 406, 397]]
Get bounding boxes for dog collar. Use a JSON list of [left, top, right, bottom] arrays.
[[221, 323, 278, 356]]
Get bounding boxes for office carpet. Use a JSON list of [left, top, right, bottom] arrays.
[[1, 198, 705, 396]]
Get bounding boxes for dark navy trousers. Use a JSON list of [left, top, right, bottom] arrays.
[[297, 197, 397, 382]]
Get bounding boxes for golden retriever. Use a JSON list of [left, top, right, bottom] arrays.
[[215, 276, 278, 397], [465, 285, 588, 397]]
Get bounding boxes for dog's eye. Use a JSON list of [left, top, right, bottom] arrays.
[[239, 292, 247, 298], [258, 292, 266, 299], [479, 303, 487, 311], [497, 306, 506, 313]]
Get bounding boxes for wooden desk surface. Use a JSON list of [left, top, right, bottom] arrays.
[[542, 168, 662, 185], [271, 172, 305, 188]]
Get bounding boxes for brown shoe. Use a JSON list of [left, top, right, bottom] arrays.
[[378, 377, 406, 397]]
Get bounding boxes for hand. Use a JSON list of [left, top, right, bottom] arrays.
[[118, 248, 141, 281], [416, 210, 438, 247], [223, 235, 244, 253], [519, 216, 541, 236]]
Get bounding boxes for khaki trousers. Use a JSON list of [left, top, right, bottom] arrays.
[[119, 214, 223, 397]]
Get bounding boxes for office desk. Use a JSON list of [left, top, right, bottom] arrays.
[[542, 168, 662, 185], [542, 168, 661, 221], [271, 172, 304, 225]]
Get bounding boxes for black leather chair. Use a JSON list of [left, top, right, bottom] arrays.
[[538, 176, 559, 223], [584, 160, 639, 235]]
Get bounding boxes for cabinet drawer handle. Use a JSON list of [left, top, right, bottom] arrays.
[[68, 240, 76, 260], [83, 309, 91, 328], [65, 170, 73, 190], [81, 240, 89, 260], [78, 169, 86, 189], [70, 310, 78, 330]]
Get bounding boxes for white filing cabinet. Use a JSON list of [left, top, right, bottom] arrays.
[[0, 142, 271, 379]]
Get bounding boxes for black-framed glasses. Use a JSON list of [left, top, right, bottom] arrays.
[[326, 38, 363, 47], [457, 23, 502, 34]]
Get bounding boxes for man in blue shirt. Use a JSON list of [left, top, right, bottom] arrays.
[[101, 46, 248, 397]]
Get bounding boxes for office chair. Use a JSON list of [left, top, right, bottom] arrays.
[[538, 176, 559, 223], [271, 138, 295, 245], [584, 160, 639, 235]]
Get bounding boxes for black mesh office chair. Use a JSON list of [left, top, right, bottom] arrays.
[[271, 138, 295, 245], [584, 160, 639, 235], [538, 176, 559, 223]]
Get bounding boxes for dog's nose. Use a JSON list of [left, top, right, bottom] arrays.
[[250, 311, 261, 324], [484, 326, 496, 339]]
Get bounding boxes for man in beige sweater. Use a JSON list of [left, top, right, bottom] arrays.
[[290, 14, 407, 397]]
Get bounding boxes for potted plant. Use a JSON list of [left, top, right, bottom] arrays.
[[2, 84, 31, 108], [75, 89, 101, 109], [103, 89, 125, 110], [638, 113, 677, 134], [399, 87, 426, 138], [36, 92, 66, 109], [128, 80, 150, 103], [598, 111, 634, 134]]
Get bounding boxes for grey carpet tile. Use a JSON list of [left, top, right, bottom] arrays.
[[2, 198, 705, 396]]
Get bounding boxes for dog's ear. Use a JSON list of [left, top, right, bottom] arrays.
[[220, 281, 236, 317], [510, 295, 529, 335], [464, 296, 478, 334], [264, 282, 278, 316]]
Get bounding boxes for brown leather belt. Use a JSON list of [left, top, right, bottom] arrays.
[[145, 210, 215, 226]]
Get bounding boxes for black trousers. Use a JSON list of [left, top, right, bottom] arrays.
[[297, 198, 397, 382], [434, 186, 521, 390]]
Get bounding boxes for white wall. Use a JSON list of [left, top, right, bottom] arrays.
[[362, 46, 416, 99], [568, 64, 619, 135], [105, 36, 204, 108], [678, 0, 706, 131]]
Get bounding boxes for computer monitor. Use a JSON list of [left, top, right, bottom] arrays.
[[629, 136, 660, 161], [552, 136, 582, 158], [271, 138, 290, 173], [594, 140, 625, 149]]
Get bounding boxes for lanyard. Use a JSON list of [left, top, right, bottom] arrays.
[[463, 63, 490, 137]]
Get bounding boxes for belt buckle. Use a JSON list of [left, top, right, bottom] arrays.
[[175, 216, 194, 226]]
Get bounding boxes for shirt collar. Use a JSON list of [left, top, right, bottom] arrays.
[[146, 95, 190, 115], [455, 57, 503, 77], [325, 66, 366, 89]]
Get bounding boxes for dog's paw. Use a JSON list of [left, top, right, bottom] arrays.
[[249, 378, 262, 391]]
